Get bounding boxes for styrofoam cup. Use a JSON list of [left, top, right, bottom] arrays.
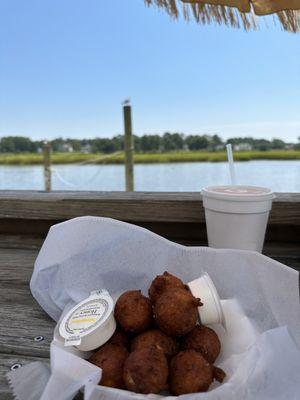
[[187, 273, 226, 327], [202, 185, 274, 253]]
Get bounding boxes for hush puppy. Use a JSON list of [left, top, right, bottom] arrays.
[[89, 343, 129, 389], [154, 288, 202, 336], [123, 348, 169, 394], [181, 325, 221, 363], [114, 290, 152, 334], [149, 271, 187, 303], [169, 350, 213, 395], [107, 329, 130, 350], [131, 329, 178, 358], [213, 366, 226, 383]]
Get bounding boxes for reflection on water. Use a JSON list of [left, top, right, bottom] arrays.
[[0, 160, 299, 192]]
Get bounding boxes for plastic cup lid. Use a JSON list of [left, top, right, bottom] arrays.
[[202, 185, 274, 202]]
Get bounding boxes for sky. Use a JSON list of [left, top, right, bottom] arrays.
[[0, 0, 300, 142]]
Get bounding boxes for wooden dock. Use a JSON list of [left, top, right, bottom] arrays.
[[1, 191, 299, 398]]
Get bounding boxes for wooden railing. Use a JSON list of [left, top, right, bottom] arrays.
[[0, 191, 298, 269], [0, 191, 298, 222]]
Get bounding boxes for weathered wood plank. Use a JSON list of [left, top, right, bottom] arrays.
[[0, 248, 38, 284], [0, 304, 54, 358], [0, 191, 204, 222], [0, 281, 54, 358], [1, 220, 299, 249], [0, 234, 44, 250], [0, 246, 54, 359], [263, 241, 300, 257], [0, 191, 298, 225], [0, 219, 54, 236], [1, 283, 38, 305]]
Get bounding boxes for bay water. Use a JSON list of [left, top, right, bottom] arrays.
[[0, 160, 299, 192]]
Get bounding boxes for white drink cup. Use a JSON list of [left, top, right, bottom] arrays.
[[202, 185, 274, 253]]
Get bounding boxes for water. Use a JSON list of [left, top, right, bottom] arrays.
[[0, 160, 299, 192]]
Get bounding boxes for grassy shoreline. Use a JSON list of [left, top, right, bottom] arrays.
[[0, 150, 299, 165]]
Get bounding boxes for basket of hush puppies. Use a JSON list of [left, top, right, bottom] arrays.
[[88, 271, 226, 396]]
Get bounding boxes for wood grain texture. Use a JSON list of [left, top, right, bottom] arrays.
[[0, 303, 54, 358], [0, 243, 53, 398], [0, 234, 44, 250], [0, 191, 298, 225], [0, 281, 55, 357], [0, 248, 38, 284]]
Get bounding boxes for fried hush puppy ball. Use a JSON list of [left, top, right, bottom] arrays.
[[114, 290, 152, 334], [213, 366, 226, 383], [169, 350, 213, 395], [123, 348, 169, 394], [131, 329, 178, 358], [149, 271, 187, 303], [107, 329, 130, 350], [154, 288, 202, 336], [181, 325, 221, 363], [89, 343, 129, 389]]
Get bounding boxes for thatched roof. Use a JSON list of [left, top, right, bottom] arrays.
[[145, 0, 300, 32]]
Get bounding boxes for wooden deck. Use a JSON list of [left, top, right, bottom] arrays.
[[1, 191, 299, 398]]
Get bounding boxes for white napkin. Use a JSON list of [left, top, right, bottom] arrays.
[[8, 216, 300, 400], [40, 342, 101, 400], [7, 362, 50, 400]]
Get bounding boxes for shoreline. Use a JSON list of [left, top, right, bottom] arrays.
[[0, 150, 299, 165]]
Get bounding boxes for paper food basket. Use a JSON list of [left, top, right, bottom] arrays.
[[7, 216, 300, 400]]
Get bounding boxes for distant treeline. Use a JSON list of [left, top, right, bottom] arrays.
[[0, 134, 298, 154]]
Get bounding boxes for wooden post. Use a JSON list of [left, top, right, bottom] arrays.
[[43, 142, 51, 191], [123, 104, 134, 191]]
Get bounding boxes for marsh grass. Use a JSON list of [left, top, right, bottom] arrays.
[[0, 150, 299, 165]]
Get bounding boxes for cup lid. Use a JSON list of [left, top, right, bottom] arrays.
[[59, 289, 115, 347], [202, 185, 274, 202]]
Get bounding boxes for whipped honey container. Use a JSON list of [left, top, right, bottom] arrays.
[[59, 289, 116, 351]]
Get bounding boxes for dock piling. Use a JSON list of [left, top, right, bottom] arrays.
[[43, 142, 52, 191], [123, 103, 134, 191]]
